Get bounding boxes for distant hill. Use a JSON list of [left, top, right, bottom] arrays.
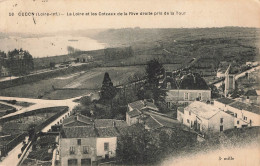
[[93, 27, 260, 67]]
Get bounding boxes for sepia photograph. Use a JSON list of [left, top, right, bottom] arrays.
[[0, 0, 259, 166]]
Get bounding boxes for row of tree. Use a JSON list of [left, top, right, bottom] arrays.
[[0, 49, 34, 76], [104, 46, 134, 61]]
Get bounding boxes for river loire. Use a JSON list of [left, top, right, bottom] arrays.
[[0, 35, 105, 58]]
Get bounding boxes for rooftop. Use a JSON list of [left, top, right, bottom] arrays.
[[245, 89, 260, 96], [185, 101, 221, 119], [97, 127, 120, 137], [61, 126, 98, 138], [94, 119, 127, 128], [178, 107, 184, 114], [215, 98, 236, 105], [128, 100, 158, 111], [127, 109, 142, 118], [62, 114, 93, 127], [179, 73, 209, 90], [229, 101, 260, 115], [144, 115, 163, 130]]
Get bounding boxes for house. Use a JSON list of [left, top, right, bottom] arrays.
[[244, 89, 260, 105], [59, 114, 127, 166], [59, 126, 98, 166], [94, 119, 127, 160], [214, 98, 236, 111], [214, 98, 260, 128], [126, 100, 190, 133], [76, 54, 94, 63], [178, 101, 234, 133], [162, 73, 211, 108], [126, 100, 159, 126], [0, 66, 10, 77]]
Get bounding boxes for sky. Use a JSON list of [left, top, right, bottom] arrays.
[[0, 0, 259, 34]]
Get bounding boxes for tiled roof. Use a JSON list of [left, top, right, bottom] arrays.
[[127, 109, 142, 118], [94, 119, 127, 128], [64, 121, 92, 127], [229, 101, 260, 115], [97, 127, 120, 137], [179, 73, 209, 90], [144, 116, 163, 130], [178, 107, 184, 114], [145, 102, 159, 111], [63, 114, 93, 126], [128, 100, 158, 111], [245, 89, 260, 96], [128, 100, 145, 110], [185, 101, 221, 119], [152, 115, 180, 128], [216, 98, 236, 105], [61, 126, 98, 138]]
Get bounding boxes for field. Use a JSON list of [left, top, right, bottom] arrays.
[[0, 66, 145, 99], [94, 27, 260, 68]]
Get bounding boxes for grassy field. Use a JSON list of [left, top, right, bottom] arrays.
[[0, 66, 145, 99]]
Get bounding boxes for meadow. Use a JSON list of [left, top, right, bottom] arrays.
[[0, 66, 145, 99]]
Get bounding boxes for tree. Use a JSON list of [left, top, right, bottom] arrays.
[[5, 48, 34, 76], [209, 84, 220, 98], [100, 72, 117, 101], [146, 59, 164, 87], [50, 62, 55, 69], [116, 124, 159, 165], [145, 59, 166, 102]]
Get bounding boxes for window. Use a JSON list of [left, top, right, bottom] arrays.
[[77, 139, 81, 146], [189, 111, 191, 116], [83, 146, 89, 154], [187, 119, 190, 123], [167, 102, 171, 108], [244, 116, 247, 121], [81, 159, 91, 166], [220, 118, 223, 123], [104, 143, 109, 151], [68, 159, 77, 166], [184, 93, 189, 100], [69, 146, 75, 155], [237, 120, 239, 125], [220, 125, 223, 132]]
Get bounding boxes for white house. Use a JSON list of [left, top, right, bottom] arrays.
[[179, 101, 234, 133], [59, 115, 127, 166], [214, 98, 260, 128]]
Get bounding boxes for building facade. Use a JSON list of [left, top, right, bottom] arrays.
[[214, 98, 260, 128], [59, 114, 127, 166], [161, 72, 211, 108], [179, 101, 234, 134]]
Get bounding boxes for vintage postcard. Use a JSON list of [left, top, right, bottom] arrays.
[[0, 0, 259, 166]]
